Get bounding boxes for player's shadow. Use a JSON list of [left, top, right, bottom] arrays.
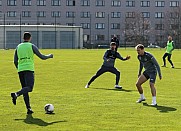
[[15, 114, 66, 126], [92, 88, 135, 92], [173, 67, 181, 70], [143, 103, 177, 113], [162, 67, 181, 69]]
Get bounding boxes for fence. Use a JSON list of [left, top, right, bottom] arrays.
[[0, 25, 83, 49]]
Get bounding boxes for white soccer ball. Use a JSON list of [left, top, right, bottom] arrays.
[[44, 104, 54, 114]]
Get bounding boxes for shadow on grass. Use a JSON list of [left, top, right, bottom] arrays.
[[173, 67, 181, 70], [143, 103, 177, 113], [15, 114, 66, 126], [162, 67, 181, 69], [92, 87, 135, 92]]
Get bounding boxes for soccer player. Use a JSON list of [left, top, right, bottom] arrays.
[[111, 34, 119, 51], [85, 42, 130, 89], [135, 44, 162, 106], [162, 35, 175, 68], [11, 32, 53, 114]]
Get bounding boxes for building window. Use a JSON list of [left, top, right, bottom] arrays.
[[111, 0, 121, 6], [96, 0, 105, 6], [0, 0, 2, 6], [126, 12, 135, 18], [7, 11, 16, 17], [66, 23, 75, 26], [141, 1, 150, 7], [111, 23, 120, 29], [155, 12, 164, 18], [22, 23, 30, 25], [22, 11, 31, 17], [155, 1, 165, 7], [66, 0, 75, 6], [51, 23, 60, 25], [51, 11, 61, 17], [51, 0, 61, 6], [37, 11, 46, 17], [142, 12, 150, 18], [155, 24, 164, 30], [81, 0, 90, 6], [96, 12, 105, 18], [96, 35, 105, 40], [22, 0, 31, 6], [8, 0, 16, 6], [170, 1, 179, 7], [81, 12, 90, 18], [126, 1, 135, 7], [95, 23, 105, 29], [66, 12, 75, 18], [170, 12, 179, 19], [81, 23, 90, 29], [83, 34, 90, 42], [7, 23, 17, 25], [111, 12, 121, 18], [37, 0, 46, 6]]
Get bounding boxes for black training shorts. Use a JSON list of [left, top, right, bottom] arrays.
[[143, 71, 157, 83]]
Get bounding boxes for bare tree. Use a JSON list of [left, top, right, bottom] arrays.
[[124, 12, 152, 47], [164, 7, 181, 48]]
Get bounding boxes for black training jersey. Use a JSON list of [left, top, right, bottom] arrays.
[[137, 52, 161, 75], [102, 49, 126, 67]]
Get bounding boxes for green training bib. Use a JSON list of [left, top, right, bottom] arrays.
[[17, 42, 34, 72], [166, 41, 174, 54]]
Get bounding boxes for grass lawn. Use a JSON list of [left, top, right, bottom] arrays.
[[0, 48, 181, 131]]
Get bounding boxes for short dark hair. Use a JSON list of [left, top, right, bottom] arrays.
[[110, 42, 116, 46], [23, 32, 31, 40], [135, 44, 144, 50]]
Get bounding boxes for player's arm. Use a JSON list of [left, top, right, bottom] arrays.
[[116, 52, 130, 61], [13, 48, 18, 69], [138, 62, 143, 77], [151, 57, 162, 80], [32, 44, 53, 60], [171, 42, 175, 52], [103, 50, 110, 61]]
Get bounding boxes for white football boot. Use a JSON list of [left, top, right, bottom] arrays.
[[85, 84, 90, 88], [115, 85, 122, 89]]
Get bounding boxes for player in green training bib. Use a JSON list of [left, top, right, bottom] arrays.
[[11, 32, 53, 114], [162, 36, 175, 68]]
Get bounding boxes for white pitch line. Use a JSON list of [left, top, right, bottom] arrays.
[[61, 60, 96, 63]]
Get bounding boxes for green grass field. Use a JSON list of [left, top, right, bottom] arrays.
[[0, 48, 181, 131]]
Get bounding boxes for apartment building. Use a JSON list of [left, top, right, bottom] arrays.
[[0, 0, 180, 48]]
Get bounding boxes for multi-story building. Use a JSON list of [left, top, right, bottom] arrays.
[[0, 0, 180, 48]]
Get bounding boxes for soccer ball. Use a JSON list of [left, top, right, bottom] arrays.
[[44, 104, 54, 114]]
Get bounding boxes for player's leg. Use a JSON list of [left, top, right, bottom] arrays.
[[13, 71, 34, 114], [167, 54, 174, 68], [23, 71, 34, 114], [108, 67, 121, 89], [85, 66, 107, 88], [149, 72, 157, 106], [16, 71, 34, 96], [11, 71, 26, 105], [162, 53, 168, 67], [136, 72, 148, 103]]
